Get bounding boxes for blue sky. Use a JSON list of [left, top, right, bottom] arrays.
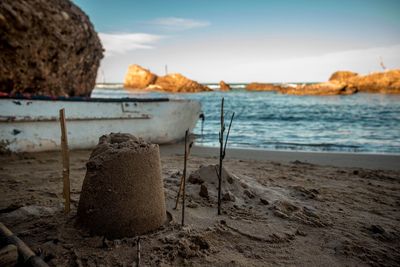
[[74, 0, 400, 83]]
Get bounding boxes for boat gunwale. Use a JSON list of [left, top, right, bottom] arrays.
[[0, 95, 202, 104], [0, 95, 170, 103]]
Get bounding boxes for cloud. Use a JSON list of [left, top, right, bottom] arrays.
[[148, 17, 210, 31], [99, 33, 163, 56]]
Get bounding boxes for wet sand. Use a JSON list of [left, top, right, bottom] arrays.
[[162, 145, 400, 171], [0, 146, 399, 266]]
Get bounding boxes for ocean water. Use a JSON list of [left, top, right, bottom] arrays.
[[92, 84, 400, 154]]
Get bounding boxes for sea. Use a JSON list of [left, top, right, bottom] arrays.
[[92, 83, 400, 154]]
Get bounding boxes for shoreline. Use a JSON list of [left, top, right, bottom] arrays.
[[160, 144, 400, 171], [3, 144, 399, 171]]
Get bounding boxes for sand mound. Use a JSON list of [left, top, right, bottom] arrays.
[[77, 133, 166, 238], [187, 164, 290, 206], [186, 165, 331, 227]]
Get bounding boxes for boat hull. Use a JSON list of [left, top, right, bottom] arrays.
[[0, 98, 201, 152]]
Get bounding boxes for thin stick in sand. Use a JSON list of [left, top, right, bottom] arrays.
[[217, 98, 235, 215], [217, 98, 224, 215], [181, 129, 189, 226], [174, 141, 193, 210], [59, 108, 70, 214]]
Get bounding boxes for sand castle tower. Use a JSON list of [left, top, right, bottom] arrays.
[[77, 133, 166, 238]]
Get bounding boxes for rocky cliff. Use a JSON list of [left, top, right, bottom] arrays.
[[0, 0, 103, 96], [123, 64, 211, 93]]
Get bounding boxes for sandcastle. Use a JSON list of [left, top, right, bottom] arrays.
[[77, 133, 166, 238]]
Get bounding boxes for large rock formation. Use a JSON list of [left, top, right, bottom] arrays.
[[219, 80, 231, 91], [321, 70, 400, 94], [246, 69, 400, 95], [246, 83, 283, 91], [245, 81, 357, 96], [155, 73, 211, 93], [329, 71, 359, 83], [123, 64, 211, 92], [123, 64, 157, 89], [346, 70, 400, 93], [280, 82, 356, 96], [0, 0, 103, 96]]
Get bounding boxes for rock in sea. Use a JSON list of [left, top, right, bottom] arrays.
[[123, 64, 157, 89], [246, 83, 283, 91], [280, 82, 356, 96], [329, 71, 359, 83], [155, 73, 211, 93], [346, 69, 400, 94], [245, 69, 400, 95], [219, 80, 231, 91], [123, 64, 211, 93]]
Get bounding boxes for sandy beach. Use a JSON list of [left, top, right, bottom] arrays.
[[2, 1, 400, 266], [1, 146, 399, 266]]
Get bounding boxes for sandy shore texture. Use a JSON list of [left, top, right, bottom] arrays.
[[0, 145, 399, 266]]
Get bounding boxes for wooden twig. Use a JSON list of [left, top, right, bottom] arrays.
[[136, 237, 141, 267], [214, 165, 220, 179], [59, 109, 70, 214], [217, 98, 224, 215], [223, 112, 235, 157], [0, 223, 48, 267], [174, 176, 184, 210], [174, 141, 193, 210], [217, 98, 234, 215], [181, 129, 189, 226]]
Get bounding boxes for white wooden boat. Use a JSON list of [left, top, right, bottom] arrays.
[[0, 96, 201, 152]]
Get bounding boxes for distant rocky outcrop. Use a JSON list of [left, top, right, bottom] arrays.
[[328, 70, 400, 94], [123, 64, 211, 93], [246, 69, 400, 95], [329, 71, 359, 83], [124, 65, 157, 89], [219, 80, 231, 91], [346, 70, 400, 93], [0, 0, 103, 96], [280, 82, 356, 96], [155, 73, 211, 93], [246, 83, 282, 91]]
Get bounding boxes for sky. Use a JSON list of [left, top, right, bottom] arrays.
[[73, 0, 400, 83]]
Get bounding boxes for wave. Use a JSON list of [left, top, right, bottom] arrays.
[[262, 141, 360, 149], [203, 84, 247, 90], [95, 83, 123, 89], [206, 84, 220, 90], [231, 84, 246, 89]]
